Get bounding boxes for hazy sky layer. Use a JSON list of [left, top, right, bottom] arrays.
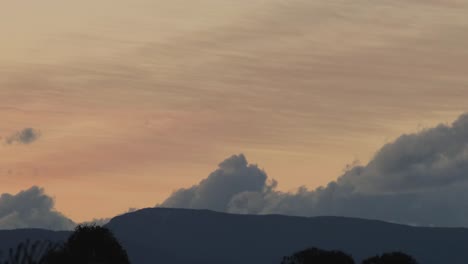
[[1, 0, 468, 222]]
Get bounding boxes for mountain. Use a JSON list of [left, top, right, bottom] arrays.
[[0, 229, 69, 259], [105, 208, 468, 264], [3, 208, 468, 263]]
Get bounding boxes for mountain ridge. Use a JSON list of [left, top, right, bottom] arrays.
[[2, 208, 468, 263], [106, 207, 468, 264]]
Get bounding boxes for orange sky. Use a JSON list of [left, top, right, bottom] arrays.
[[1, 0, 468, 222]]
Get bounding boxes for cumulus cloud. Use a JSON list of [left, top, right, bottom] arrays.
[[161, 154, 272, 212], [5, 128, 41, 145], [0, 186, 75, 230], [160, 113, 468, 227]]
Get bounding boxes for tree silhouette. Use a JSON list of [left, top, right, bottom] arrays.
[[281, 247, 355, 264], [42, 225, 130, 264], [0, 240, 59, 264], [361, 252, 418, 264]]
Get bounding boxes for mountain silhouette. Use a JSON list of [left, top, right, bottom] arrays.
[[3, 208, 468, 263], [0, 229, 68, 262]]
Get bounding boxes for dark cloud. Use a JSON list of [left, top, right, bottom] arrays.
[[160, 113, 468, 227], [5, 128, 41, 145], [160, 154, 271, 212], [0, 186, 75, 230]]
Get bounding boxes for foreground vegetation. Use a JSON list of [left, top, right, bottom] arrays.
[[1, 225, 418, 264], [1, 225, 129, 264], [282, 247, 418, 264]]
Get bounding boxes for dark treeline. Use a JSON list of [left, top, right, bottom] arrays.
[[1, 225, 418, 264], [282, 247, 419, 264]]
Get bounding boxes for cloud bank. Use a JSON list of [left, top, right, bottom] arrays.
[[161, 113, 468, 227], [0, 186, 75, 230], [5, 128, 41, 145], [0, 185, 138, 230]]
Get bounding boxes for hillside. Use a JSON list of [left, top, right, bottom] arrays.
[[2, 208, 468, 263], [0, 229, 69, 258], [106, 208, 468, 264]]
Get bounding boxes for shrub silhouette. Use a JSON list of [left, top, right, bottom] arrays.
[[281, 247, 355, 264], [361, 252, 418, 264], [0, 240, 59, 264], [42, 225, 130, 264]]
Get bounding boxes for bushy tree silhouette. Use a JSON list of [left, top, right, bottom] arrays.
[[42, 225, 130, 264], [281, 247, 355, 264], [361, 252, 418, 264], [0, 240, 59, 264]]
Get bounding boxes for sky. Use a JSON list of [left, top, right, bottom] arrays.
[[1, 0, 468, 224]]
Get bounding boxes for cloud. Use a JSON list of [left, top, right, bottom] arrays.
[[160, 113, 468, 227], [5, 128, 41, 145], [0, 186, 75, 230], [160, 154, 271, 212], [79, 208, 139, 226]]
